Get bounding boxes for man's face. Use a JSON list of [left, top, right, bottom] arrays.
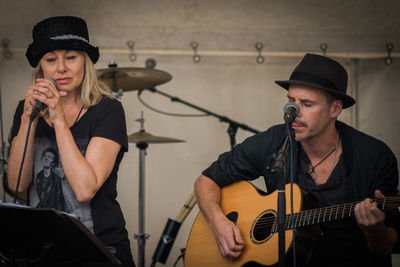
[[42, 151, 55, 168], [287, 84, 340, 142]]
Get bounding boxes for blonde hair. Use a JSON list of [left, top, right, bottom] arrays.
[[32, 52, 112, 108]]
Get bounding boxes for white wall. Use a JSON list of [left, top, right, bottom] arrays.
[[1, 1, 399, 266]]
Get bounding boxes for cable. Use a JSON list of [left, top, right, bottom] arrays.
[[137, 90, 208, 117], [13, 119, 33, 203], [286, 124, 296, 267], [172, 248, 185, 267]]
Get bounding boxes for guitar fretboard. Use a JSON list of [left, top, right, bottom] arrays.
[[271, 197, 399, 232]]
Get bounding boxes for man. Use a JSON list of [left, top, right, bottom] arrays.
[[194, 54, 399, 266], [35, 147, 65, 210]]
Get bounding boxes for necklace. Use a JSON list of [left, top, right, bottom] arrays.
[[308, 133, 340, 180], [49, 105, 84, 128], [73, 105, 84, 125]]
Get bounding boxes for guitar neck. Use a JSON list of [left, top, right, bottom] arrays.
[[272, 197, 399, 231]]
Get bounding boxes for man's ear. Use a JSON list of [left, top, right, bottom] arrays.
[[331, 99, 343, 118]]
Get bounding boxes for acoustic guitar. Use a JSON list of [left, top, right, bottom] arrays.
[[184, 181, 400, 267]]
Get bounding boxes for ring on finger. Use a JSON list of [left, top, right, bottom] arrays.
[[34, 90, 38, 95]]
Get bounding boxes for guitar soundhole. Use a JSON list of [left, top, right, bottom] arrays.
[[251, 210, 276, 244]]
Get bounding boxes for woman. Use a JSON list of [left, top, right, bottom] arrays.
[[7, 16, 135, 267]]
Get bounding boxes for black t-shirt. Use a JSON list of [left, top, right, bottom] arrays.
[[297, 147, 376, 267], [11, 97, 134, 266]]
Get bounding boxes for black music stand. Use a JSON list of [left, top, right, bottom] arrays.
[[0, 203, 121, 266]]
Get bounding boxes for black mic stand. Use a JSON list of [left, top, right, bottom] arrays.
[[272, 122, 295, 267], [0, 81, 10, 202], [272, 136, 289, 267], [287, 125, 297, 266], [138, 88, 260, 146]]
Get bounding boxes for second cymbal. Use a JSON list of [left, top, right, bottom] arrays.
[[128, 131, 185, 144], [97, 67, 172, 91]]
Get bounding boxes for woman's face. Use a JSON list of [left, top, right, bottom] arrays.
[[39, 50, 85, 93]]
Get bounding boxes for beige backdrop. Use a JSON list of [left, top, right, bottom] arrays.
[[1, 1, 399, 266]]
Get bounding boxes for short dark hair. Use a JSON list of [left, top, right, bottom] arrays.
[[322, 90, 341, 106]]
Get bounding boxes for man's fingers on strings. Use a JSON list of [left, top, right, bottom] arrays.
[[233, 226, 245, 246]]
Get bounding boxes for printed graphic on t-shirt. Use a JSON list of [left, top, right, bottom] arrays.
[[30, 137, 94, 233]]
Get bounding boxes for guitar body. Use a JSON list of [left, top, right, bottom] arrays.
[[185, 181, 302, 267]]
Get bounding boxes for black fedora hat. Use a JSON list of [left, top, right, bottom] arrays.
[[275, 53, 355, 108], [26, 16, 99, 68]]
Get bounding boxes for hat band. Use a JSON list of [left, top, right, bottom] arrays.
[[290, 71, 341, 93], [50, 34, 89, 43]]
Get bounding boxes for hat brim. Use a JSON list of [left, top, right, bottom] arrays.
[[275, 80, 356, 109], [26, 39, 99, 68]]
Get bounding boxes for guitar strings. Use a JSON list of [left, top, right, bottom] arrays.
[[253, 198, 400, 228], [252, 199, 400, 235], [250, 197, 400, 235]]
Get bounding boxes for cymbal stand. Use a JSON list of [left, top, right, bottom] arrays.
[[108, 60, 123, 99], [133, 112, 150, 267]]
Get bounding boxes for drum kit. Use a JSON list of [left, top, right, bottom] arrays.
[[96, 64, 183, 267]]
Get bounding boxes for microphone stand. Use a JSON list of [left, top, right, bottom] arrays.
[[272, 135, 290, 267], [142, 87, 260, 266], [272, 122, 295, 267], [138, 88, 260, 147], [0, 82, 9, 202]]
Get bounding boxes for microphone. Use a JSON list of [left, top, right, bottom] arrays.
[[151, 191, 196, 266], [283, 102, 299, 124], [30, 78, 56, 121], [151, 219, 182, 266]]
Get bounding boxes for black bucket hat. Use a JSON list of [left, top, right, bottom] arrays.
[[275, 53, 355, 108], [26, 16, 99, 68]]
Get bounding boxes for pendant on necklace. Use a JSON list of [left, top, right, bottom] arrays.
[[308, 168, 318, 180]]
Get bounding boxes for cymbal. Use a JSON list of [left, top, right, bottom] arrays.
[[97, 67, 172, 91], [128, 131, 185, 144]]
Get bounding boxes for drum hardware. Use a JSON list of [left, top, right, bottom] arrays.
[[129, 112, 185, 267], [104, 60, 123, 99], [96, 63, 172, 99], [128, 131, 185, 144]]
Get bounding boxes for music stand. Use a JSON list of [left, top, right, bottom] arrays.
[[0, 202, 121, 266]]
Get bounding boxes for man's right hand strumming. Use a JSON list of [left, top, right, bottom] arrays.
[[194, 175, 245, 259]]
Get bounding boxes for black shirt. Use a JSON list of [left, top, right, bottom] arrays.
[[10, 97, 134, 267], [203, 122, 398, 267], [297, 146, 370, 267]]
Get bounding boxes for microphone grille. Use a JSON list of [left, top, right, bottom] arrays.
[[46, 78, 57, 88], [283, 102, 299, 115]]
